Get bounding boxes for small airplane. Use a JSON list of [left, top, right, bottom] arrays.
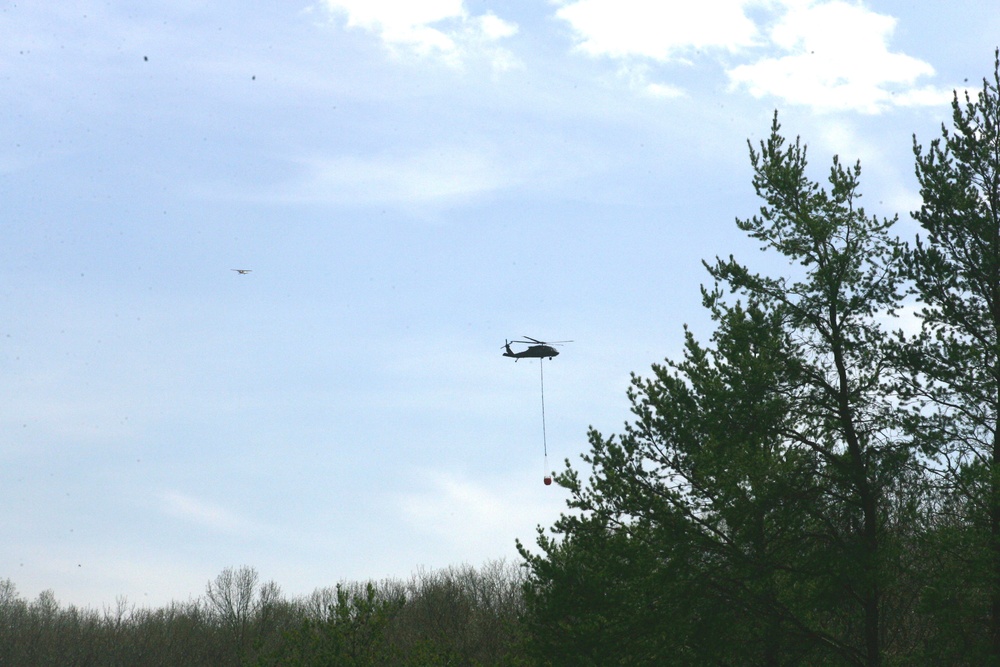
[[502, 336, 571, 361], [231, 269, 252, 274]]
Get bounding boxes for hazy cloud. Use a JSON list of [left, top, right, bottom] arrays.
[[273, 146, 515, 206], [399, 469, 562, 555], [160, 491, 263, 536], [616, 62, 687, 98], [252, 136, 607, 209]]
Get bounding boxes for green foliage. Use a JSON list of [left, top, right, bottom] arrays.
[[267, 582, 404, 666], [521, 52, 1000, 666]]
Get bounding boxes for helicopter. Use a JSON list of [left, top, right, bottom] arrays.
[[502, 336, 571, 361]]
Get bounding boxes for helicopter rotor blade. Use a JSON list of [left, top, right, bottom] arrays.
[[519, 336, 573, 346]]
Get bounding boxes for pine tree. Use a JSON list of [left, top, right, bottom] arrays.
[[522, 114, 914, 666], [904, 49, 1000, 663]]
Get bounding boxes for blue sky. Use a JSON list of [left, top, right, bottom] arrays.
[[2, 0, 997, 608]]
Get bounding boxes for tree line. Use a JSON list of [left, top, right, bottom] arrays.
[[0, 561, 528, 666], [7, 52, 1000, 667], [519, 51, 1000, 666]]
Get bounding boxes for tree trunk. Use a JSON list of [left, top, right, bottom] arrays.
[[992, 420, 1000, 664], [832, 313, 880, 667]]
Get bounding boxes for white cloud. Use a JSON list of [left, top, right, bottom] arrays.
[[322, 0, 465, 54], [644, 81, 686, 99], [553, 0, 765, 97], [477, 12, 518, 41], [555, 0, 762, 61], [728, 0, 950, 113], [892, 85, 957, 108], [552, 0, 952, 113], [319, 0, 519, 69]]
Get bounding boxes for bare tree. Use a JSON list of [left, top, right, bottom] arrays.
[[204, 565, 283, 665]]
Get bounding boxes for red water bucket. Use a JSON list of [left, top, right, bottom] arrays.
[[543, 476, 552, 486]]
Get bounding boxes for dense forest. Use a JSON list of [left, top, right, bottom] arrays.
[[6, 53, 1000, 667]]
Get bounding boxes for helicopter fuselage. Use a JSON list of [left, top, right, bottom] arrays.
[[504, 344, 559, 360]]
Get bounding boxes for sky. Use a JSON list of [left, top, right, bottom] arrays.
[[2, 0, 998, 610]]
